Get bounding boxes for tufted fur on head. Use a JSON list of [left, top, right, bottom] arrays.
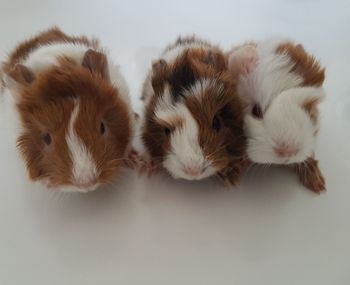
[[3, 28, 132, 192], [142, 36, 245, 182], [227, 39, 327, 192]]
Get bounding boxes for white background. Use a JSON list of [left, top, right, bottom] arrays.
[[0, 0, 349, 284]]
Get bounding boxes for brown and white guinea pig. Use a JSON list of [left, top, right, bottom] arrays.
[[141, 36, 246, 184], [227, 39, 326, 193], [2, 27, 134, 193]]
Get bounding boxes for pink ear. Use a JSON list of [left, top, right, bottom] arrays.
[[228, 45, 258, 78], [82, 49, 110, 81]]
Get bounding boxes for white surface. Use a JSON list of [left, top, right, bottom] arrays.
[[0, 0, 349, 284]]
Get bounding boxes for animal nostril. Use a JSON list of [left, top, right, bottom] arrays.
[[273, 144, 299, 158], [75, 178, 97, 189], [183, 166, 204, 177]]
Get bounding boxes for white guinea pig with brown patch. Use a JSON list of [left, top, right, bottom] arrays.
[[141, 36, 246, 185], [2, 27, 135, 192], [227, 39, 326, 193]]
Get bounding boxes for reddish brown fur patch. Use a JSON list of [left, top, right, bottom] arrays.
[[155, 116, 184, 130], [293, 157, 326, 193], [17, 60, 131, 187], [144, 45, 228, 164], [2, 26, 99, 74], [185, 72, 245, 174], [276, 42, 325, 87], [142, 40, 246, 183]]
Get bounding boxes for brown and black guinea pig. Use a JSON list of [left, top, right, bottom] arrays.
[[141, 36, 247, 185], [2, 27, 135, 192]]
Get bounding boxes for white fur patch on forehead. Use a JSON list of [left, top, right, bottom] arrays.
[[183, 78, 224, 99], [154, 84, 176, 121], [23, 43, 90, 74], [66, 100, 98, 188], [162, 104, 217, 180], [238, 40, 303, 112], [154, 79, 223, 123]]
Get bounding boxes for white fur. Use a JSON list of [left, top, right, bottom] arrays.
[[162, 104, 216, 180], [161, 41, 211, 64], [155, 79, 219, 180], [66, 100, 99, 190], [141, 39, 211, 107], [183, 78, 224, 99], [237, 40, 303, 112], [143, 39, 220, 179], [230, 39, 324, 165], [23, 43, 89, 74], [10, 42, 131, 110], [245, 87, 325, 164]]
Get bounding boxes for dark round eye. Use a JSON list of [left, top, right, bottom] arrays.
[[252, 104, 263, 119], [100, 122, 106, 135], [212, 115, 221, 131], [43, 133, 52, 146], [164, 127, 171, 136]]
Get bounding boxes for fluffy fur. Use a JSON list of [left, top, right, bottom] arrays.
[[228, 39, 326, 192], [142, 36, 245, 184], [2, 27, 133, 192]]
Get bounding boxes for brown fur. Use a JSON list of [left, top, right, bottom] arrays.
[[163, 35, 212, 53], [186, 72, 246, 175], [4, 28, 131, 189], [142, 40, 245, 184], [276, 42, 325, 87], [293, 157, 326, 193], [17, 60, 131, 187], [2, 26, 99, 74]]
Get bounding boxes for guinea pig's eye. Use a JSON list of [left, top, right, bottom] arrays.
[[252, 104, 263, 119], [100, 122, 106, 135], [164, 127, 171, 136], [42, 133, 52, 146], [212, 115, 221, 132]]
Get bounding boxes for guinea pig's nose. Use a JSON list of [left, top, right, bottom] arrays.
[[75, 179, 98, 191], [183, 165, 205, 177], [273, 144, 299, 158]]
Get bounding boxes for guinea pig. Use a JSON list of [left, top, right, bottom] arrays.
[[141, 36, 246, 185], [2, 27, 134, 192], [227, 39, 326, 193]]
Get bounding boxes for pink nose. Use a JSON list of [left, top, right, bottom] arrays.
[[75, 179, 97, 190], [183, 166, 204, 177], [273, 144, 299, 158]]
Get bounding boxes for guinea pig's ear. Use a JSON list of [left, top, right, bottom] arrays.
[[151, 59, 169, 95], [282, 87, 325, 120], [4, 64, 35, 101], [201, 50, 226, 71], [171, 52, 198, 89], [82, 49, 110, 81], [227, 45, 257, 78]]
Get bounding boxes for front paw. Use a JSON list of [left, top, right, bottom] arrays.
[[295, 158, 326, 194]]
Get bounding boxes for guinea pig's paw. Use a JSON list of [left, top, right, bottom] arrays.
[[218, 166, 241, 188], [295, 158, 326, 194]]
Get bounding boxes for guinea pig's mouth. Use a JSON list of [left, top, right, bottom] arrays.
[[46, 182, 101, 193], [166, 163, 216, 181]]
